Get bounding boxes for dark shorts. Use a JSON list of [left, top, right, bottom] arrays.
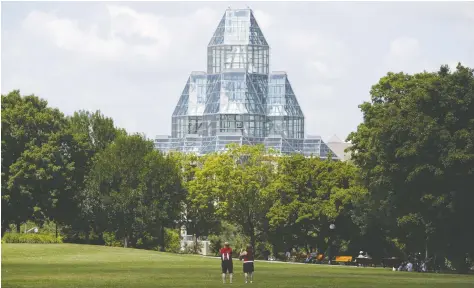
[[243, 262, 254, 273], [221, 260, 233, 273]]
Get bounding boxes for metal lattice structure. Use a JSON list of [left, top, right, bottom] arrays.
[[155, 8, 337, 159]]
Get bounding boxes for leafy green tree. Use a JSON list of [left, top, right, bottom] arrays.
[[63, 110, 122, 242], [1, 91, 66, 235], [87, 134, 184, 248], [179, 153, 221, 251], [138, 150, 185, 251], [68, 110, 125, 153], [347, 64, 474, 272], [192, 144, 275, 249], [86, 133, 154, 247], [266, 154, 367, 255], [7, 130, 88, 237]]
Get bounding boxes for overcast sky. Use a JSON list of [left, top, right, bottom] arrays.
[[2, 1, 474, 141]]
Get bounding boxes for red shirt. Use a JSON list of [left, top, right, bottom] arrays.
[[220, 247, 233, 261], [242, 250, 254, 262]]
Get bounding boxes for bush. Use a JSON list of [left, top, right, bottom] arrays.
[[8, 221, 62, 235], [103, 232, 122, 247], [136, 232, 157, 250], [182, 241, 203, 254], [2, 232, 62, 244], [164, 228, 181, 253], [61, 226, 103, 245]]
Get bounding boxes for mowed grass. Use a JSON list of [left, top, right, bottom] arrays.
[[2, 244, 473, 288]]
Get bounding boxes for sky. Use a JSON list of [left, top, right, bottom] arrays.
[[2, 1, 474, 142]]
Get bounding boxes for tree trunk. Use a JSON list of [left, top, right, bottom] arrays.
[[194, 232, 200, 254], [250, 232, 257, 256], [55, 223, 58, 239], [16, 221, 21, 233], [85, 226, 90, 244], [124, 234, 128, 248], [272, 244, 278, 261], [159, 225, 165, 252]]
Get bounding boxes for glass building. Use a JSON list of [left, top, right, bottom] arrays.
[[155, 8, 337, 159]]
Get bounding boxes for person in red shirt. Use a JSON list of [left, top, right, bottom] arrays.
[[239, 244, 255, 284], [220, 242, 233, 284]]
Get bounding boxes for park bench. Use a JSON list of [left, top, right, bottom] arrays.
[[333, 256, 353, 265], [355, 257, 377, 267]]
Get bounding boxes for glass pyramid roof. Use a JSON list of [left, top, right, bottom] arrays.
[[155, 8, 339, 160], [208, 9, 269, 46]]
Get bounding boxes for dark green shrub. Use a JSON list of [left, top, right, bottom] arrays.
[[60, 226, 103, 245], [2, 232, 62, 244], [135, 232, 157, 250], [209, 235, 222, 256], [102, 232, 122, 247]]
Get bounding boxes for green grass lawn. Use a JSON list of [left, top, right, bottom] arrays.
[[2, 244, 473, 288]]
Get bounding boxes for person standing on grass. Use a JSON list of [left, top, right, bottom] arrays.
[[220, 242, 233, 284], [239, 244, 255, 284]]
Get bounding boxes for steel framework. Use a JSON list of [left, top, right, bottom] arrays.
[[155, 8, 337, 159]]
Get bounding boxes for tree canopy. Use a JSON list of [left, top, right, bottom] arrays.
[[347, 64, 474, 272]]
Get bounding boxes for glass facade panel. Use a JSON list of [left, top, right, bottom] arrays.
[[156, 8, 337, 159]]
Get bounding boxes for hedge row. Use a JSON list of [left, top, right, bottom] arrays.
[[2, 233, 63, 244]]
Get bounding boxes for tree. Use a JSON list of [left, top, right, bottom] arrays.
[[138, 150, 185, 251], [86, 133, 183, 249], [68, 110, 124, 153], [347, 64, 474, 272], [63, 110, 122, 242], [266, 154, 367, 255], [179, 153, 221, 252], [86, 133, 154, 247], [192, 144, 275, 251], [7, 130, 89, 235], [1, 91, 66, 235]]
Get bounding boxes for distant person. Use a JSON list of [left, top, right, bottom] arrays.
[[220, 242, 233, 284], [398, 262, 405, 271], [239, 244, 255, 284], [421, 262, 427, 272], [406, 262, 413, 272]]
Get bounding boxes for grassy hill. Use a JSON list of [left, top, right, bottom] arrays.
[[2, 244, 473, 288]]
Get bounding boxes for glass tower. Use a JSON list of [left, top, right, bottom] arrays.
[[155, 8, 337, 159]]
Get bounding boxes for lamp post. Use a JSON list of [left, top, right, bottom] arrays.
[[328, 224, 336, 265]]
